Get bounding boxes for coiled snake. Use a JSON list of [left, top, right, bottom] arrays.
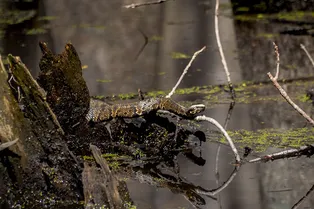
[[86, 98, 205, 123]]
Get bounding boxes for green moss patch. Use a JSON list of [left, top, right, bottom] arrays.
[[216, 128, 314, 152]]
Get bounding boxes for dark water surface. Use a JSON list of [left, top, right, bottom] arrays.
[[1, 0, 314, 208]]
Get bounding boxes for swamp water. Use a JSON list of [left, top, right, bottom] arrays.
[[1, 0, 314, 208]]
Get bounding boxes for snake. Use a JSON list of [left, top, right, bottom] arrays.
[[86, 98, 205, 123]]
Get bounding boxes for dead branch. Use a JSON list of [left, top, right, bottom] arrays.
[[124, 0, 170, 9], [214, 0, 235, 99], [273, 42, 280, 79], [195, 115, 241, 163], [166, 46, 206, 98], [89, 144, 124, 208], [268, 42, 314, 125], [248, 144, 314, 163]]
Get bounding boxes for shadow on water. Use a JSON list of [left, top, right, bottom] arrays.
[[1, 0, 314, 208]]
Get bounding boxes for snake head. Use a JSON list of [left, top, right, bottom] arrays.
[[187, 104, 205, 117]]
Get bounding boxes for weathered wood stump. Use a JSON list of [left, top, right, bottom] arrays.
[[0, 54, 83, 208], [38, 42, 90, 133]]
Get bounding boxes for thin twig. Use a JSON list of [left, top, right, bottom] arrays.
[[214, 0, 235, 99], [273, 42, 280, 79], [166, 46, 206, 98], [300, 44, 314, 68], [195, 115, 241, 163], [268, 43, 314, 126], [124, 0, 170, 8]]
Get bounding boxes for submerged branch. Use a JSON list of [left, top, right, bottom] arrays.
[[248, 144, 314, 163], [124, 0, 170, 8]]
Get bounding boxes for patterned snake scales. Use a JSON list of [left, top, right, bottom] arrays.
[[86, 98, 205, 123]]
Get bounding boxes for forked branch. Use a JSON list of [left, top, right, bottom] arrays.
[[268, 42, 314, 125]]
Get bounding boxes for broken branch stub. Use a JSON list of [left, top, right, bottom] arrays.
[[38, 42, 90, 132]]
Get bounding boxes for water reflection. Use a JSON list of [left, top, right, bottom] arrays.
[[1, 0, 314, 208]]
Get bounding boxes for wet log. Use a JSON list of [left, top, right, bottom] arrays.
[[0, 55, 82, 208]]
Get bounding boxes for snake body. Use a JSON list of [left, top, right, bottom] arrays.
[[86, 98, 205, 122]]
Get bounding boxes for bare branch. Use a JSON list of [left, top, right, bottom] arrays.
[[248, 144, 314, 163], [166, 46, 206, 98], [273, 42, 280, 80], [268, 43, 314, 125], [268, 72, 314, 125], [300, 44, 314, 68], [214, 0, 235, 99], [195, 115, 241, 163], [124, 0, 170, 8]]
